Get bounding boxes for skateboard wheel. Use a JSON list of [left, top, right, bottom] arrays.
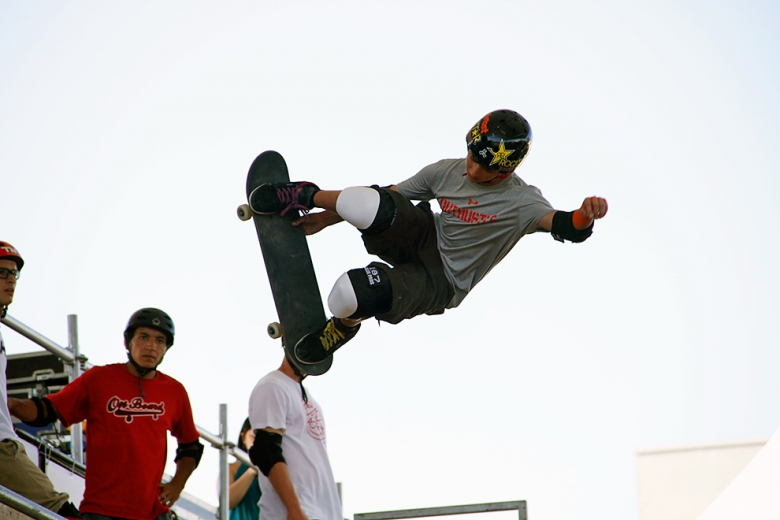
[[237, 204, 252, 221], [267, 322, 283, 339]]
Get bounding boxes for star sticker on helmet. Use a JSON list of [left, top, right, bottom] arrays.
[[488, 141, 515, 166]]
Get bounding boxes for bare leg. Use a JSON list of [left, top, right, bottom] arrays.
[[339, 317, 362, 327], [313, 190, 341, 212], [312, 190, 357, 328]]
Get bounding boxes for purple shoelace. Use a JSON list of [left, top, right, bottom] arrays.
[[276, 186, 310, 218]]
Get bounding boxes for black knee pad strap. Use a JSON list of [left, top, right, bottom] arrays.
[[347, 264, 393, 319], [361, 186, 397, 235]]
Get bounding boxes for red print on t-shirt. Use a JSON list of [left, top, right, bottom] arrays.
[[106, 396, 165, 423], [440, 198, 496, 224], [304, 401, 325, 441]]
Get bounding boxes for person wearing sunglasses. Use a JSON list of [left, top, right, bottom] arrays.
[[247, 110, 609, 368], [0, 241, 82, 518]]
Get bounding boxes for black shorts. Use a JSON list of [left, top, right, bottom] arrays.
[[360, 189, 454, 324]]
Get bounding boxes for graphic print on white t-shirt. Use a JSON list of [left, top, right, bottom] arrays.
[[305, 401, 325, 441]]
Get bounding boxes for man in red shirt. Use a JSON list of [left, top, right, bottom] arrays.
[[9, 308, 203, 520]]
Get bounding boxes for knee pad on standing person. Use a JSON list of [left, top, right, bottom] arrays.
[[327, 265, 393, 320], [336, 186, 396, 234]]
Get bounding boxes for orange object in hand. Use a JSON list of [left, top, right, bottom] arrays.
[[572, 210, 592, 230]]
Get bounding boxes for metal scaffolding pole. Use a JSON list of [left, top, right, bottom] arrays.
[[67, 314, 84, 464], [218, 404, 229, 520]]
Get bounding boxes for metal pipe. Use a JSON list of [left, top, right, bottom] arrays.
[[354, 501, 528, 520], [230, 447, 253, 470], [197, 424, 252, 467], [16, 429, 87, 478], [0, 315, 78, 363], [0, 483, 66, 520], [218, 404, 229, 520], [67, 314, 84, 464]]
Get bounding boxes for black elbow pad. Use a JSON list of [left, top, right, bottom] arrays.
[[550, 211, 593, 243], [175, 440, 204, 467], [24, 397, 58, 427], [249, 429, 285, 476]]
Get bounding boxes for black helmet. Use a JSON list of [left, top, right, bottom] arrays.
[[123, 308, 175, 348], [466, 109, 532, 173]]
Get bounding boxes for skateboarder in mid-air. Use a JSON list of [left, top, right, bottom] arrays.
[[250, 109, 609, 368]]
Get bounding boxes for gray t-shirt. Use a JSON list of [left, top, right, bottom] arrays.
[[396, 158, 554, 308]]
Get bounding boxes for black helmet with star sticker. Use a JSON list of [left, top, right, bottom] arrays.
[[466, 109, 532, 174]]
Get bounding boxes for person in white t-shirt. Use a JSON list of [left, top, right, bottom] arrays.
[[247, 352, 341, 520]]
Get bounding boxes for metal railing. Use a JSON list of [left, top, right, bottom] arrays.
[[16, 428, 87, 479], [355, 501, 527, 520], [1, 313, 254, 520], [0, 484, 66, 520]]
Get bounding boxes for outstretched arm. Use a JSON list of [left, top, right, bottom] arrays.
[[538, 196, 608, 243], [8, 397, 62, 425], [537, 196, 608, 231], [292, 210, 343, 235], [7, 398, 37, 422]]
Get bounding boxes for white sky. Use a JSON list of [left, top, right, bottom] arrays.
[[2, 1, 779, 519]]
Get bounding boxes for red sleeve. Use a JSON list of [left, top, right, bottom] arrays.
[[172, 383, 199, 444], [46, 367, 93, 426]]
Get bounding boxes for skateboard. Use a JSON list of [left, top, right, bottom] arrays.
[[238, 151, 332, 376]]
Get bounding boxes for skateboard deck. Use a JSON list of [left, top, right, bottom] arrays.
[[239, 151, 332, 376]]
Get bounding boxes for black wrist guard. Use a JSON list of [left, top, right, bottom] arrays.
[[175, 440, 204, 467], [24, 397, 58, 427], [550, 211, 593, 243], [249, 429, 286, 476]]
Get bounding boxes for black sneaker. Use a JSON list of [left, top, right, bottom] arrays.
[[56, 501, 83, 519], [294, 317, 360, 364], [249, 181, 320, 217]]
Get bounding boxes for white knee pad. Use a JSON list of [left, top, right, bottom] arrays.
[[327, 272, 358, 318], [335, 187, 380, 230]]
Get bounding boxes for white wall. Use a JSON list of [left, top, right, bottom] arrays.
[[635, 439, 766, 520]]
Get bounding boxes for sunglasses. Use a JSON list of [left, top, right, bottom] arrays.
[[0, 267, 21, 280]]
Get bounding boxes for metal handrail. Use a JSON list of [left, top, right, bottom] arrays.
[[197, 424, 253, 468], [354, 501, 528, 520], [15, 428, 87, 478], [1, 315, 85, 366], [0, 484, 66, 520]]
